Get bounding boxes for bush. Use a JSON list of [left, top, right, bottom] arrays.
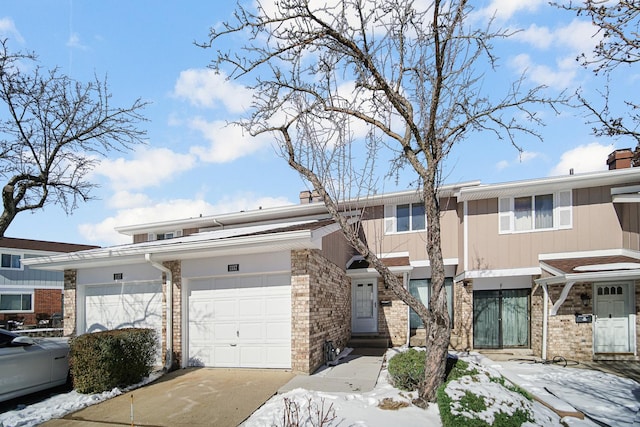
[[70, 328, 157, 394], [387, 348, 426, 391]]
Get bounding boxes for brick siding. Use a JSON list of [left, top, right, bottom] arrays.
[[377, 278, 408, 346], [451, 280, 473, 351], [291, 249, 351, 374], [163, 260, 182, 369]]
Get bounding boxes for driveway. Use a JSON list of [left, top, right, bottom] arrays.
[[41, 367, 295, 427]]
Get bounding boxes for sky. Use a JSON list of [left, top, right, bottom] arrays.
[[0, 0, 636, 247]]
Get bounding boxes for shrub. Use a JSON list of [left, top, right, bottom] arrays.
[[70, 328, 157, 394], [387, 348, 426, 391]]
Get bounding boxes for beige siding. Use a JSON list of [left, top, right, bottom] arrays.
[[466, 186, 626, 270], [360, 198, 459, 260], [321, 230, 356, 268], [620, 203, 640, 251]]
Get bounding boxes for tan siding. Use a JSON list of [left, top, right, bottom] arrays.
[[321, 230, 356, 268], [360, 198, 459, 261], [467, 186, 627, 269], [621, 203, 640, 250]]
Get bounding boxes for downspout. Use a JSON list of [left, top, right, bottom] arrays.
[[404, 271, 410, 347], [541, 283, 549, 360], [145, 253, 173, 371]]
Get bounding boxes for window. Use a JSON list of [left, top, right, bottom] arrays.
[[0, 293, 32, 312], [499, 190, 572, 234], [0, 253, 21, 269], [148, 230, 183, 241], [385, 203, 426, 233], [409, 278, 453, 328]]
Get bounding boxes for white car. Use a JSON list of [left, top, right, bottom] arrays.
[[0, 328, 70, 402]]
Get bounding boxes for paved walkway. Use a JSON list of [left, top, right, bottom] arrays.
[[41, 368, 295, 427], [279, 347, 386, 393]]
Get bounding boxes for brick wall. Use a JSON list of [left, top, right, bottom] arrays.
[[377, 278, 408, 346], [530, 285, 544, 357], [291, 249, 351, 374], [451, 280, 473, 350], [163, 260, 182, 369], [545, 283, 594, 361], [63, 269, 77, 337]]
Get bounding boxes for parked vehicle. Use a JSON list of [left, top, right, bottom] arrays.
[[0, 328, 70, 402]]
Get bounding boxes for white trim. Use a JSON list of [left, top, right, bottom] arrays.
[[550, 281, 576, 316], [539, 248, 640, 261], [460, 267, 541, 279], [346, 265, 414, 278], [410, 258, 459, 267], [611, 184, 640, 203], [463, 200, 469, 271], [458, 167, 640, 202]]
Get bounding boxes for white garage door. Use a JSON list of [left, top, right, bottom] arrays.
[[188, 274, 291, 369], [84, 282, 163, 359]]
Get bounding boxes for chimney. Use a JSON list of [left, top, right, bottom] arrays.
[[607, 148, 634, 170], [298, 190, 323, 204], [299, 190, 312, 204]]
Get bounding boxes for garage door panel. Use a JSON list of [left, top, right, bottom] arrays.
[[214, 322, 237, 340], [238, 299, 264, 317], [188, 274, 291, 369], [266, 321, 291, 340]]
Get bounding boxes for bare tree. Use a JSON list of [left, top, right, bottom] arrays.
[[0, 39, 147, 236], [556, 0, 640, 164], [204, 0, 566, 402]]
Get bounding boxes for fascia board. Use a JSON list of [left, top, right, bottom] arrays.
[[458, 168, 640, 202], [538, 248, 640, 261], [23, 230, 315, 270]]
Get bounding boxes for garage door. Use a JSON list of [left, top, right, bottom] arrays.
[[84, 282, 163, 359], [188, 274, 291, 369]]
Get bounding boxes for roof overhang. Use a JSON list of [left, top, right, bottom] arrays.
[[536, 249, 640, 285], [611, 184, 640, 203], [457, 167, 640, 202], [23, 221, 336, 271]]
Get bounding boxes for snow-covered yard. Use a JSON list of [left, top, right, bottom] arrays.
[[1, 350, 638, 427]]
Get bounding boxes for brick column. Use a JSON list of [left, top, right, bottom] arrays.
[[63, 269, 77, 337], [162, 260, 182, 370]]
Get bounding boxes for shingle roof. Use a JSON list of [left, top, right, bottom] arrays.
[[0, 237, 99, 253], [542, 255, 640, 274]]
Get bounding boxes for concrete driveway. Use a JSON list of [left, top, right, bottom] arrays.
[[41, 367, 295, 427]]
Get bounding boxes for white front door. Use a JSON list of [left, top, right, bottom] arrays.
[[352, 279, 377, 333], [594, 283, 632, 353]]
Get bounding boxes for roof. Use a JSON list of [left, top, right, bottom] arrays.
[[114, 181, 480, 236], [538, 250, 640, 285], [0, 237, 99, 253], [23, 219, 341, 270], [457, 167, 640, 202], [347, 256, 411, 270]]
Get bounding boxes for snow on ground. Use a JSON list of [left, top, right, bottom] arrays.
[[0, 372, 162, 427], [1, 350, 639, 427]]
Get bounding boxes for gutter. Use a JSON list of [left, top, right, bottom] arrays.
[[145, 254, 173, 372]]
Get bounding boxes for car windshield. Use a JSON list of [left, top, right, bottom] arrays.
[[0, 329, 18, 348]]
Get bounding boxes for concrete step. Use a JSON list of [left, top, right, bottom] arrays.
[[348, 335, 389, 349]]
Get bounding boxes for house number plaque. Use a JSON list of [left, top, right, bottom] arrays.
[[228, 264, 240, 272]]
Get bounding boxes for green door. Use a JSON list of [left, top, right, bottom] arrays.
[[473, 289, 529, 349]]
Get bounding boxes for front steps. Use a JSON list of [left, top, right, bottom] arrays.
[[347, 335, 389, 356]]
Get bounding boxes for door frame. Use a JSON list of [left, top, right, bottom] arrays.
[[593, 281, 636, 355], [351, 278, 378, 334]]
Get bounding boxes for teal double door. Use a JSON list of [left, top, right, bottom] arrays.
[[473, 289, 530, 349]]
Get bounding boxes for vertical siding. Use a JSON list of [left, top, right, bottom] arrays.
[[321, 230, 356, 268], [466, 186, 626, 270], [621, 203, 640, 250], [360, 198, 459, 261]]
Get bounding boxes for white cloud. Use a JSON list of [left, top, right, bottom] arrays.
[[495, 150, 541, 171], [509, 53, 577, 90], [106, 191, 153, 210], [78, 193, 293, 246], [93, 147, 197, 191], [549, 142, 614, 176], [473, 0, 548, 21], [189, 119, 272, 163], [173, 68, 253, 113], [0, 17, 24, 43], [66, 32, 87, 50]]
